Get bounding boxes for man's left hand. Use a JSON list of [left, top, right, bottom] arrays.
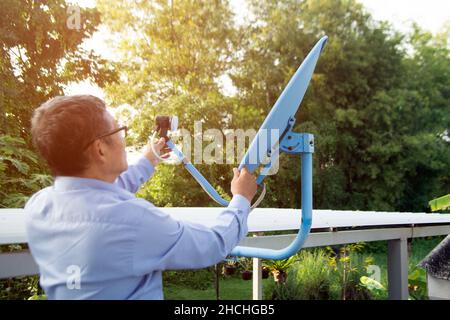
[[144, 138, 171, 167]]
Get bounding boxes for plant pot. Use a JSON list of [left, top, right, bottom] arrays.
[[241, 270, 253, 281], [262, 267, 270, 279], [223, 265, 236, 276], [272, 270, 287, 283]]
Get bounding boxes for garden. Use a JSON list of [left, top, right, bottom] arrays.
[[161, 238, 443, 300]]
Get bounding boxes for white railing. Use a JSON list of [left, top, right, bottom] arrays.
[[1, 208, 450, 300]]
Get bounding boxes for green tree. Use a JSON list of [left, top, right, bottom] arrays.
[[0, 0, 116, 205], [98, 0, 449, 212], [393, 25, 450, 211], [98, 0, 241, 206], [232, 0, 449, 211], [231, 0, 406, 210], [0, 0, 115, 138]]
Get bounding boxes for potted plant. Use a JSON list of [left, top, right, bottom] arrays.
[[222, 260, 237, 276], [241, 270, 253, 280], [264, 256, 298, 283], [262, 266, 270, 279], [238, 258, 253, 281]]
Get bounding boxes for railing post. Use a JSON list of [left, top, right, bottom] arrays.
[[387, 238, 409, 300], [252, 257, 262, 300], [0, 251, 39, 279]]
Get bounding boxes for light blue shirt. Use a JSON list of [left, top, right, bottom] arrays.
[[24, 157, 250, 300]]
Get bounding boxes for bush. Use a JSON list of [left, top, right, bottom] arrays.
[[266, 248, 375, 300], [362, 241, 387, 254], [408, 267, 428, 300], [266, 249, 339, 300], [331, 251, 373, 300], [292, 250, 340, 300], [360, 276, 387, 299], [0, 275, 42, 300]]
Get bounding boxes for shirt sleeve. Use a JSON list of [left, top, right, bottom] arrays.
[[131, 194, 251, 275], [114, 156, 155, 193]]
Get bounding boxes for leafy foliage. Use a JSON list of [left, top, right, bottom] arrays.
[[265, 248, 373, 300], [0, 275, 43, 300], [360, 276, 386, 299], [408, 267, 427, 300], [264, 256, 298, 273], [429, 194, 450, 212], [97, 0, 449, 212], [0, 134, 52, 207], [231, 0, 449, 211], [0, 0, 116, 207], [0, 0, 116, 138]]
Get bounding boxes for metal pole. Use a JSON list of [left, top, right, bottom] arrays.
[[301, 151, 313, 234], [387, 238, 409, 300], [215, 263, 220, 300], [230, 136, 313, 259], [252, 258, 262, 300]]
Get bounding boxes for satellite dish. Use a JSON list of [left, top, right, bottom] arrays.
[[155, 36, 328, 259], [239, 36, 328, 182]]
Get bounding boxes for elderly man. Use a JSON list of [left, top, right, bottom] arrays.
[[25, 95, 257, 300]]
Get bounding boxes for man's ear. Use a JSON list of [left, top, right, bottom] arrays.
[[91, 139, 107, 162]]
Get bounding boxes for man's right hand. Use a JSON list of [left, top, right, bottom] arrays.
[[231, 167, 258, 203]]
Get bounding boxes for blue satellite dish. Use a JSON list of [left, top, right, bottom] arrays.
[[239, 36, 328, 176], [158, 36, 329, 259]]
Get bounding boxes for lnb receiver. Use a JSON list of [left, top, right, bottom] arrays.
[[155, 115, 178, 140]]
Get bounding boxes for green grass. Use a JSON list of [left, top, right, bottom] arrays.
[[164, 276, 273, 300]]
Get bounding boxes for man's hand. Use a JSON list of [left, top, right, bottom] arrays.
[[144, 138, 171, 167], [231, 167, 258, 203]]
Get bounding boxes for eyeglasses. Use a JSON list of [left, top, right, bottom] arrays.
[[83, 126, 128, 151]]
